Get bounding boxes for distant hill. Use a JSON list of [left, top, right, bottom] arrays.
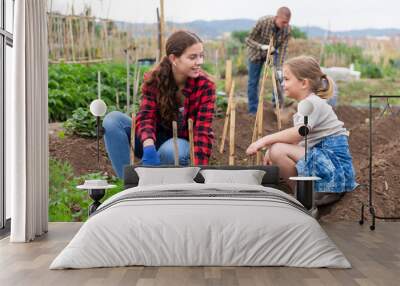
[[115, 19, 400, 39]]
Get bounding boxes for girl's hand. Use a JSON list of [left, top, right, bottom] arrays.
[[246, 141, 262, 155], [263, 149, 272, 165]]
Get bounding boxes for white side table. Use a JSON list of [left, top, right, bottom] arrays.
[[289, 176, 321, 211], [77, 180, 116, 215]]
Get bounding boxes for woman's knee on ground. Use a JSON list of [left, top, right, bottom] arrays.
[[158, 138, 190, 165], [102, 111, 126, 130]]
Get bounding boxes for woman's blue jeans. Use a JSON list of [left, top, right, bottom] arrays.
[[102, 111, 190, 178]]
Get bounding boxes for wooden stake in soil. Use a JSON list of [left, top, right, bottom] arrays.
[[224, 59, 232, 95], [188, 119, 195, 166], [116, 91, 120, 110], [159, 0, 166, 59], [133, 49, 140, 108], [97, 71, 101, 99], [214, 49, 219, 79], [229, 97, 236, 166], [251, 60, 269, 144], [172, 121, 179, 166], [84, 17, 92, 61], [271, 66, 282, 130], [68, 16, 76, 62], [219, 80, 235, 154], [130, 114, 136, 165], [125, 49, 130, 112], [250, 38, 274, 165]]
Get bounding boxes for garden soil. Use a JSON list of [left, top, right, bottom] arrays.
[[49, 103, 400, 223]]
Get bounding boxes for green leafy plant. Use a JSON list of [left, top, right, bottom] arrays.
[[49, 158, 123, 222], [215, 93, 228, 117], [63, 107, 97, 137], [48, 63, 149, 122], [63, 105, 126, 137]]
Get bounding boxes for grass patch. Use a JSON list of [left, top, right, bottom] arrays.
[[49, 158, 123, 222]]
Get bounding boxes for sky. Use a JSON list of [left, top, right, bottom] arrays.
[[49, 0, 399, 31]]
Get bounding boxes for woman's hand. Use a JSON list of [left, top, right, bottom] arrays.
[[142, 145, 161, 166]]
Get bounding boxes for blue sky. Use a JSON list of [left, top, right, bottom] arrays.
[[49, 0, 399, 31]]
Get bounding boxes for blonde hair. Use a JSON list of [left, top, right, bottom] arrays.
[[284, 56, 333, 100]]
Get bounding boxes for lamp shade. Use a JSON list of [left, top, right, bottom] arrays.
[[298, 99, 314, 116], [90, 99, 107, 116]]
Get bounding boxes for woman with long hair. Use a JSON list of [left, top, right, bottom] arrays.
[[103, 30, 216, 178]]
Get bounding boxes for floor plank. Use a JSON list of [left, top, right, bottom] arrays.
[[0, 222, 399, 286]]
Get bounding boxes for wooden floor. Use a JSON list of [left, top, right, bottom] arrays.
[[0, 222, 399, 286]]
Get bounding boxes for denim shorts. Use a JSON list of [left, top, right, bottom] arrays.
[[296, 135, 358, 193]]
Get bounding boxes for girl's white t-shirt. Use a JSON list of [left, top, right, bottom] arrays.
[[293, 93, 348, 148]]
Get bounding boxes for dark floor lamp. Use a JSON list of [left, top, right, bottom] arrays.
[[77, 98, 115, 216], [290, 99, 320, 214], [90, 99, 107, 167]]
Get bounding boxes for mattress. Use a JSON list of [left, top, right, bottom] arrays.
[[50, 183, 350, 269]]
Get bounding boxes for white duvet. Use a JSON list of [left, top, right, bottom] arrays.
[[50, 183, 350, 269]]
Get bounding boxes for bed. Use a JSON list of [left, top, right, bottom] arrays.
[[50, 165, 350, 269]]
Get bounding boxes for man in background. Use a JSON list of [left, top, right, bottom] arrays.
[[246, 7, 291, 114]]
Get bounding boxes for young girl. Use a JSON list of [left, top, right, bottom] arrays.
[[246, 56, 357, 206], [103, 30, 216, 178]]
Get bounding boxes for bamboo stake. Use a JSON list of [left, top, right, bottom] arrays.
[[125, 49, 130, 112], [188, 119, 195, 166], [172, 121, 179, 166], [219, 81, 235, 153], [271, 67, 282, 130], [78, 17, 83, 61], [91, 17, 96, 58], [214, 49, 219, 79], [256, 93, 264, 164], [48, 9, 54, 60], [159, 0, 166, 59], [250, 39, 275, 165], [130, 114, 136, 165], [251, 38, 274, 144], [68, 16, 75, 62], [97, 71, 101, 99], [229, 98, 236, 166], [133, 48, 140, 106], [224, 59, 232, 95], [156, 8, 161, 62], [116, 91, 120, 110], [251, 61, 269, 143], [103, 21, 109, 59], [63, 18, 68, 60], [84, 18, 92, 60]]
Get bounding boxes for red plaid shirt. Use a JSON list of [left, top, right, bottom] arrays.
[[136, 72, 216, 165]]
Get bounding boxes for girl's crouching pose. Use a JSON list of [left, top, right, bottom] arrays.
[[246, 56, 358, 206]]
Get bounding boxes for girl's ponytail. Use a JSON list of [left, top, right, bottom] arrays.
[[316, 74, 334, 100]]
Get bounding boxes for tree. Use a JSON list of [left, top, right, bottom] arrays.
[[291, 26, 307, 39], [231, 30, 249, 44]]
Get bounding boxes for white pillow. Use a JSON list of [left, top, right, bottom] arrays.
[[200, 169, 266, 185], [135, 167, 201, 186]]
